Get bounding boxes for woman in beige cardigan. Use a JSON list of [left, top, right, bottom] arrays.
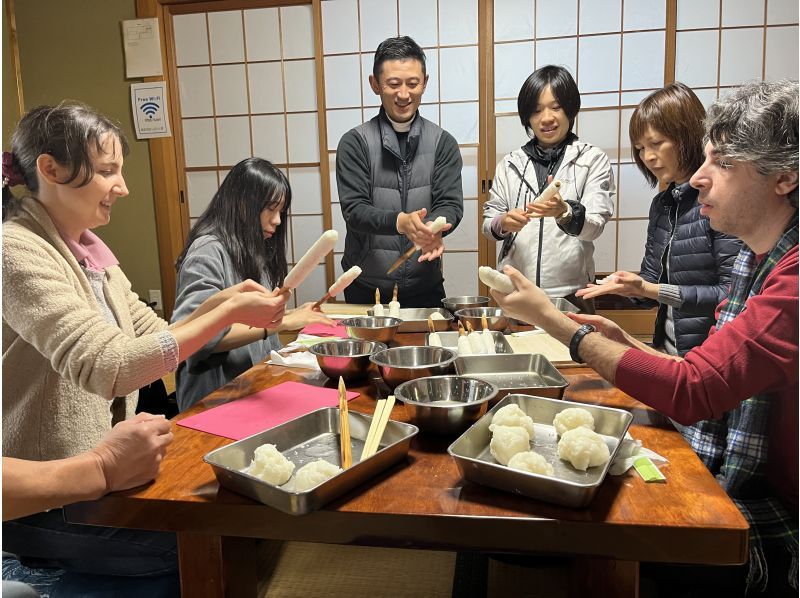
[[1, 101, 287, 592]]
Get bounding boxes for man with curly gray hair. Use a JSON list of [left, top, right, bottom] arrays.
[[490, 78, 798, 596]]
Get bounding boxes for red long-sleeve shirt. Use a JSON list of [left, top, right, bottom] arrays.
[[616, 248, 798, 510]]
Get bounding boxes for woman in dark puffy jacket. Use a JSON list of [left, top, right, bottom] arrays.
[[575, 82, 741, 355]]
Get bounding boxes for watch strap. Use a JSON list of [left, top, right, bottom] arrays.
[[569, 323, 596, 363]]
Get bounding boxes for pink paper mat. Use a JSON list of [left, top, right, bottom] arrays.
[[300, 321, 347, 337], [177, 381, 360, 440]]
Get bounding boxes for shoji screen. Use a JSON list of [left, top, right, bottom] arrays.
[[172, 6, 326, 309], [320, 0, 482, 297], [675, 0, 799, 106], [492, 0, 668, 275]]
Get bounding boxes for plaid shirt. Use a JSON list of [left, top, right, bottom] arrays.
[[682, 218, 798, 591]]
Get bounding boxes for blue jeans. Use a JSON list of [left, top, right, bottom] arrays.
[[3, 510, 178, 596]]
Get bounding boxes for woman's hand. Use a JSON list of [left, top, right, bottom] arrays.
[[575, 271, 655, 300], [525, 193, 568, 219], [225, 290, 288, 329], [277, 302, 336, 332], [501, 208, 530, 233], [489, 265, 561, 327], [525, 176, 569, 219]]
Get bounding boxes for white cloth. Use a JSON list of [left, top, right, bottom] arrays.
[[608, 433, 668, 476], [268, 350, 320, 370]]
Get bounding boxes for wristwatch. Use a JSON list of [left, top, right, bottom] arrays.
[[569, 323, 596, 363]]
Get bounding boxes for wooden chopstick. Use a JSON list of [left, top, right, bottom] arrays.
[[338, 377, 352, 469], [360, 399, 385, 461], [361, 395, 395, 460]]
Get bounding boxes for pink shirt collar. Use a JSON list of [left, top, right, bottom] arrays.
[[58, 229, 119, 272]]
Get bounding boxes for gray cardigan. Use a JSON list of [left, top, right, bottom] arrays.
[[172, 235, 281, 411]]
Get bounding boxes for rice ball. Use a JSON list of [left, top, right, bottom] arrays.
[[490, 404, 535, 438], [553, 407, 595, 437], [557, 427, 610, 471], [292, 459, 343, 492], [243, 443, 294, 485], [489, 425, 530, 465], [430, 312, 447, 320], [507, 451, 554, 477]]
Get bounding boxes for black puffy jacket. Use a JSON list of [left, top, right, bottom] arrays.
[[636, 183, 742, 354]]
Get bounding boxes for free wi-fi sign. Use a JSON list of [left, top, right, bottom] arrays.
[[130, 82, 171, 139], [140, 101, 160, 118]]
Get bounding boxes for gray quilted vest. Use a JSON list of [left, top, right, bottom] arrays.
[[342, 110, 444, 300]]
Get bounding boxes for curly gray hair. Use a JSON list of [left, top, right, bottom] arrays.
[[705, 79, 798, 207]]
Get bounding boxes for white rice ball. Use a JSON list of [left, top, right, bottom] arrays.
[[489, 425, 530, 465], [490, 403, 535, 438], [243, 443, 294, 486], [557, 427, 610, 471], [552, 407, 595, 437], [507, 451, 554, 476], [292, 459, 343, 492], [430, 312, 447, 320]]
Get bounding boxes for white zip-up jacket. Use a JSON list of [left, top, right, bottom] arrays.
[[482, 139, 615, 297]]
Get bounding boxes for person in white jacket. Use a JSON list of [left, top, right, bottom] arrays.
[[482, 65, 615, 312]]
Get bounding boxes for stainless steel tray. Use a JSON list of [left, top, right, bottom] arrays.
[[454, 353, 568, 400], [367, 307, 453, 332], [448, 394, 633, 508], [204, 407, 418, 515], [550, 297, 579, 313], [426, 331, 513, 354]]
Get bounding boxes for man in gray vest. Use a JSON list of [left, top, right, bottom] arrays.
[[336, 36, 464, 308]]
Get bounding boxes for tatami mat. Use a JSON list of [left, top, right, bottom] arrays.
[[258, 541, 456, 598]]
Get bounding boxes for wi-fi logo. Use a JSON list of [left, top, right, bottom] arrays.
[[140, 102, 159, 118]]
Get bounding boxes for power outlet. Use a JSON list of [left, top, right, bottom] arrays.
[[148, 289, 163, 311]]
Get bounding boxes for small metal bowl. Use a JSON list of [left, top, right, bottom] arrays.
[[340, 316, 402, 343], [394, 375, 498, 435], [308, 339, 387, 382], [454, 307, 508, 332], [369, 346, 457, 390], [442, 295, 490, 316]]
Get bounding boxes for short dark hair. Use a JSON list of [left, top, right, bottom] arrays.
[[4, 101, 129, 216], [628, 82, 705, 188], [517, 65, 581, 133], [372, 36, 426, 80], [176, 158, 292, 287]]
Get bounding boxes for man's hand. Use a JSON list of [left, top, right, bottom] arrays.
[[489, 265, 561, 326], [397, 208, 453, 261], [576, 271, 656, 300], [91, 412, 174, 493]]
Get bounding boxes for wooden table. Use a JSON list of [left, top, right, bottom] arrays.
[[65, 332, 748, 598]]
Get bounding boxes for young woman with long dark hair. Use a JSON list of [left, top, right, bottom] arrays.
[[173, 157, 333, 411]]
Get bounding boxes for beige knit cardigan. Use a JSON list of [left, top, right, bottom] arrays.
[[3, 197, 170, 461]]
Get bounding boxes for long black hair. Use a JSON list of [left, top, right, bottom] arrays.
[[176, 157, 292, 287]]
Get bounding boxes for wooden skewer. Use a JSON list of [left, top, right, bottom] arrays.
[[465, 321, 474, 333], [392, 283, 398, 302], [312, 293, 331, 310], [361, 395, 395, 460], [427, 315, 436, 334], [481, 313, 489, 332], [338, 377, 352, 469], [386, 246, 417, 275], [458, 321, 466, 336]]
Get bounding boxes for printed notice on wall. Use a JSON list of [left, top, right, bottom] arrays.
[[130, 82, 172, 139], [122, 18, 163, 78]]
